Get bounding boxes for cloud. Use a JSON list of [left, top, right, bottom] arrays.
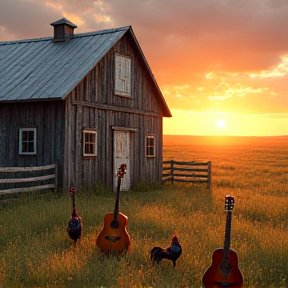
[[0, 0, 287, 126]]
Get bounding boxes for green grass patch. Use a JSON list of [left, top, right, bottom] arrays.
[[0, 136, 287, 287]]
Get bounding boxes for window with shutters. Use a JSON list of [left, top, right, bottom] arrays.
[[83, 130, 97, 157], [146, 135, 156, 157], [115, 54, 132, 97]]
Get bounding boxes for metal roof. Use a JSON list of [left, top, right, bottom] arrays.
[[0, 27, 129, 102], [0, 25, 172, 117]]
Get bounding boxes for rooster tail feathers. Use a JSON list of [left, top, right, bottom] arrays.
[[150, 246, 163, 260]]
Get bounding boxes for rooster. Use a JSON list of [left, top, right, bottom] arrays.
[[67, 215, 82, 243], [150, 234, 182, 268]]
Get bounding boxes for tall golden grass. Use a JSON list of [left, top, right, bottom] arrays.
[[0, 135, 287, 287]]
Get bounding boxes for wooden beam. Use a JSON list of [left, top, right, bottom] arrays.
[[72, 100, 160, 118]]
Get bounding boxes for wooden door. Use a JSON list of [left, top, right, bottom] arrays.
[[113, 131, 130, 191]]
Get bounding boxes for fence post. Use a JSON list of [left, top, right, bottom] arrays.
[[171, 159, 174, 184], [54, 160, 58, 192], [206, 161, 211, 189]]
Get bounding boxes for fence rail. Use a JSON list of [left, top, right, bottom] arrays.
[[162, 160, 211, 189], [0, 163, 57, 195]]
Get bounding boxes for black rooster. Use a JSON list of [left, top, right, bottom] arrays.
[[151, 234, 182, 268], [67, 186, 82, 243]]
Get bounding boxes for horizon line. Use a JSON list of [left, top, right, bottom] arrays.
[[163, 134, 288, 137]]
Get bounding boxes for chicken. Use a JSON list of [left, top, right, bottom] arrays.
[[67, 214, 82, 243], [150, 234, 182, 268]]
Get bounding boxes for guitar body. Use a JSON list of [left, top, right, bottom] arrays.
[[201, 248, 243, 288], [96, 211, 131, 256]]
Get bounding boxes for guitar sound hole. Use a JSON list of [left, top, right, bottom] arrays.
[[110, 220, 119, 229], [220, 260, 232, 276]]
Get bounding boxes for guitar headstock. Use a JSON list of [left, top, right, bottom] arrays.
[[225, 195, 235, 211], [117, 164, 127, 179], [70, 186, 76, 198]]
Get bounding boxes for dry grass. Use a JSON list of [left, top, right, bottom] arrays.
[[0, 135, 287, 287]]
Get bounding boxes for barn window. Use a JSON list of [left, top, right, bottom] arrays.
[[115, 54, 131, 97], [83, 130, 97, 157], [19, 128, 37, 155], [146, 135, 155, 157]]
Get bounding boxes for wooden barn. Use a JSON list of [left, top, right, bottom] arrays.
[[0, 18, 171, 192]]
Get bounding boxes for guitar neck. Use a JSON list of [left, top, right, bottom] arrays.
[[113, 177, 121, 221], [223, 210, 232, 260]]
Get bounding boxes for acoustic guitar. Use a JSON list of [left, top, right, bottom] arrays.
[[96, 164, 131, 256], [67, 186, 82, 243], [201, 195, 243, 288]]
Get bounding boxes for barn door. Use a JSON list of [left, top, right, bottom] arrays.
[[113, 131, 130, 191]]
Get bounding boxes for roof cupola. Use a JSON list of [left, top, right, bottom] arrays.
[[50, 18, 77, 42]]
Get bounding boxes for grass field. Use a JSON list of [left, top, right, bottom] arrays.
[[0, 135, 287, 287]]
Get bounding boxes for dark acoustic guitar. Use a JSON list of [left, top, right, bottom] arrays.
[[201, 195, 243, 288], [67, 186, 82, 243], [96, 164, 131, 256]]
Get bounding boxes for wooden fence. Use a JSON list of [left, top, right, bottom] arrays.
[[162, 160, 211, 189], [0, 163, 57, 195]]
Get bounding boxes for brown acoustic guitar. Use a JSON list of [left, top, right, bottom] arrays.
[[96, 164, 131, 256], [201, 195, 243, 288]]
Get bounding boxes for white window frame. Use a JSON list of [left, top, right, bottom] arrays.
[[146, 134, 156, 158], [115, 53, 132, 97], [83, 130, 97, 157], [19, 127, 37, 155]]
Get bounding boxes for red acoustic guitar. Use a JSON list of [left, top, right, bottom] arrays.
[[201, 195, 243, 288], [96, 164, 131, 256]]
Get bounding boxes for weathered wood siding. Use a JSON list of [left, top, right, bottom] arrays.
[[63, 33, 163, 190], [0, 101, 66, 188], [0, 33, 165, 193]]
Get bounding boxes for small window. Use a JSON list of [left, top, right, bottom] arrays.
[[115, 54, 132, 97], [19, 128, 37, 155], [146, 135, 155, 157], [83, 130, 97, 157]]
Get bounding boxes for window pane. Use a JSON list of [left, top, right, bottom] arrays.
[[22, 131, 28, 141], [22, 142, 28, 153], [28, 142, 34, 152], [85, 143, 89, 154], [146, 135, 155, 156], [19, 128, 36, 154], [28, 131, 34, 141], [83, 131, 97, 156]]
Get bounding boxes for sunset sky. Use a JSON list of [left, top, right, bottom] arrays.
[[0, 0, 287, 136]]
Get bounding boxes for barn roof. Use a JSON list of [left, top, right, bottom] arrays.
[[0, 25, 171, 117]]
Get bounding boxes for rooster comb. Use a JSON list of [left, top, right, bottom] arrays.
[[171, 234, 179, 243]]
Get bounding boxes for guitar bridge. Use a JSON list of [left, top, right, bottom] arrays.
[[214, 282, 236, 287], [105, 236, 121, 243]]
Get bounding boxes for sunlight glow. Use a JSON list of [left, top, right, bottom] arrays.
[[63, 13, 84, 26], [45, 2, 62, 10], [216, 119, 226, 129], [249, 55, 288, 78]]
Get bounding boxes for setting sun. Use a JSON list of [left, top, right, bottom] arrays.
[[216, 119, 226, 129]]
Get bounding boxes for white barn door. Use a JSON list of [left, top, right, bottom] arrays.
[[113, 131, 130, 191]]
